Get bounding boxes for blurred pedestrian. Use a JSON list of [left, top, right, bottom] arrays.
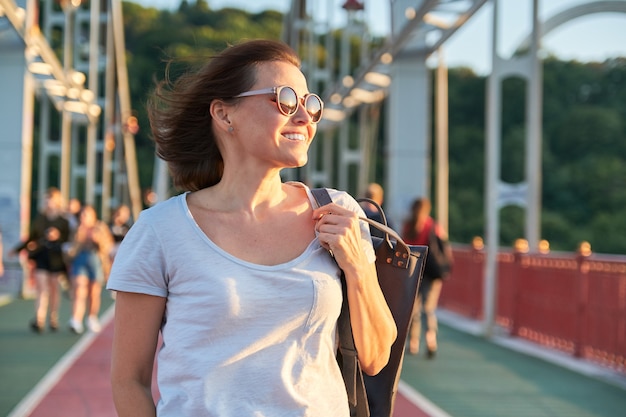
[[10, 187, 70, 333], [66, 205, 114, 334], [108, 204, 132, 260], [402, 197, 452, 358], [107, 39, 396, 416], [360, 182, 394, 236]]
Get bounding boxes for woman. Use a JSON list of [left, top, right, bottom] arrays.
[[11, 187, 70, 333], [107, 39, 396, 416], [402, 197, 452, 358], [67, 205, 113, 334]]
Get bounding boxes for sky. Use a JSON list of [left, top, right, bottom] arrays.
[[135, 0, 626, 75]]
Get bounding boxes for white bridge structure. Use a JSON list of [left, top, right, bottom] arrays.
[[1, 0, 625, 330]]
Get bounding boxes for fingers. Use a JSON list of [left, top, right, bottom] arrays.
[[312, 202, 350, 220], [314, 204, 362, 260], [314, 203, 359, 231], [314, 211, 334, 235], [314, 210, 341, 234]]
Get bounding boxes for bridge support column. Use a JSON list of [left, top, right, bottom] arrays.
[[0, 13, 30, 295], [386, 56, 431, 225]]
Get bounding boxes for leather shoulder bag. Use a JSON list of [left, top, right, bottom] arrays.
[[311, 188, 427, 417]]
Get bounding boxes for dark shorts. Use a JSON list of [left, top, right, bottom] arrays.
[[31, 245, 67, 273]]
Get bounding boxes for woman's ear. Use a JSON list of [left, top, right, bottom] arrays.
[[210, 99, 233, 134]]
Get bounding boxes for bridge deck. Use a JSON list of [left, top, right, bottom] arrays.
[[1, 295, 625, 417]]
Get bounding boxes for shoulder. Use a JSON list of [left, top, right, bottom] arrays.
[[431, 219, 448, 240], [288, 182, 364, 216], [324, 188, 363, 214], [137, 193, 186, 221], [96, 220, 112, 233], [32, 214, 46, 225]]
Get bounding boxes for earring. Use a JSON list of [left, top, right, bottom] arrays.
[[228, 126, 234, 133]]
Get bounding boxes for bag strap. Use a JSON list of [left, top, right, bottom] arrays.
[[355, 198, 411, 269], [312, 189, 411, 270], [311, 188, 370, 416]]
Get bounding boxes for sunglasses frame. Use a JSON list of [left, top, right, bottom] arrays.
[[234, 86, 324, 123]]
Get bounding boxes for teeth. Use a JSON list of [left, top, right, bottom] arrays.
[[284, 133, 306, 141]]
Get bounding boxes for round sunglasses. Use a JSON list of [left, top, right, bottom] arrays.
[[234, 86, 324, 123]]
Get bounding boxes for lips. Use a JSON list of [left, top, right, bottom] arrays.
[[283, 133, 306, 141]]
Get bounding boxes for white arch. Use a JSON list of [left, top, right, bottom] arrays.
[[517, 0, 626, 52]]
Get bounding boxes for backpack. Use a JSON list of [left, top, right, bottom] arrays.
[[423, 225, 452, 279]]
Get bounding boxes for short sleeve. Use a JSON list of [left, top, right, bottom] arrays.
[[106, 213, 169, 297]]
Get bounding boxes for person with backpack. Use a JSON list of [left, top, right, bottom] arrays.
[[402, 197, 453, 358]]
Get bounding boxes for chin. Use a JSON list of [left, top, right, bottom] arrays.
[[286, 156, 309, 169]]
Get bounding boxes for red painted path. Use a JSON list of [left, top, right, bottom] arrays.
[[20, 306, 433, 417]]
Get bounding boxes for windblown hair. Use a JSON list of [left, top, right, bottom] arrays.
[[147, 39, 301, 191]]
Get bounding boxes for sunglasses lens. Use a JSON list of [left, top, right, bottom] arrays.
[[277, 87, 298, 116], [305, 95, 323, 123], [276, 87, 323, 123]]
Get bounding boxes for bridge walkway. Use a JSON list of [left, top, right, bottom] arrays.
[[0, 295, 625, 417]]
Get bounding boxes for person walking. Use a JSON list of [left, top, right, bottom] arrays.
[[107, 39, 396, 417], [66, 205, 114, 334], [402, 197, 452, 358], [10, 187, 70, 333]]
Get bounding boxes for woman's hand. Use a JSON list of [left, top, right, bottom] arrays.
[[313, 203, 367, 272], [313, 203, 397, 375]]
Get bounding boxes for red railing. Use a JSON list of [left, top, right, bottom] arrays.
[[438, 245, 626, 373]]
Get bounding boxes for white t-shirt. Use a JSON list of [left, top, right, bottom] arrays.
[[107, 184, 375, 417]]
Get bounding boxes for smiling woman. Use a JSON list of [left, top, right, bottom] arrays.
[[106, 39, 397, 417], [146, 39, 307, 191]]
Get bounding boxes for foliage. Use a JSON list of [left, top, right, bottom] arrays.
[[446, 58, 626, 253]]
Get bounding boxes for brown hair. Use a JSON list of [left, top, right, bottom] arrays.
[[147, 39, 302, 191]]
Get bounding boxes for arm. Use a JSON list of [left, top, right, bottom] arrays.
[[313, 204, 397, 375], [10, 215, 44, 255], [94, 221, 115, 278], [110, 291, 165, 417]]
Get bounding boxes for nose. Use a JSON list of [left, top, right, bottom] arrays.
[[292, 98, 313, 123]]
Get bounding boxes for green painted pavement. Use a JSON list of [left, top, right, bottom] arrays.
[[400, 323, 626, 417], [0, 292, 114, 417]]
